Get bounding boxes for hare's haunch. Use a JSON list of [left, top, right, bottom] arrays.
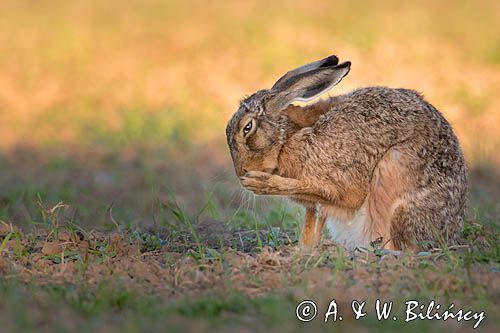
[[226, 55, 467, 251]]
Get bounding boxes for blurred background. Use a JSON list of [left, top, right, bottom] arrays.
[[0, 0, 498, 230]]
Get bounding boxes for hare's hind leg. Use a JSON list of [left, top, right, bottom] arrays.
[[389, 189, 465, 251], [389, 203, 426, 251], [367, 147, 411, 250], [300, 205, 327, 249]]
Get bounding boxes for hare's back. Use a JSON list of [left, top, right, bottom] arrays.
[[323, 87, 459, 151], [334, 86, 442, 126], [315, 86, 466, 186]]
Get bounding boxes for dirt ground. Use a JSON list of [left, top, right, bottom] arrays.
[[1, 218, 499, 332]]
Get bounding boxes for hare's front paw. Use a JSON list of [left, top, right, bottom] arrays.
[[240, 171, 291, 195]]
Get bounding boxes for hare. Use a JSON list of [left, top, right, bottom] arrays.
[[226, 55, 467, 251]]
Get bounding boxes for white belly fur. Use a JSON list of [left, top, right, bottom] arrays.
[[325, 205, 371, 251]]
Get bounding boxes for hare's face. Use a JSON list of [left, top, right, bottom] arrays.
[[226, 91, 282, 177], [226, 55, 351, 178]]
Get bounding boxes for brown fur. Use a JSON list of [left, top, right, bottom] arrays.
[[366, 148, 410, 250], [285, 101, 331, 128], [226, 56, 467, 251]]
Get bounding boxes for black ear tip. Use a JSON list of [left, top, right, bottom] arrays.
[[322, 55, 339, 67], [337, 61, 351, 68]]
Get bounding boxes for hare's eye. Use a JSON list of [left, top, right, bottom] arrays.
[[243, 120, 253, 136]]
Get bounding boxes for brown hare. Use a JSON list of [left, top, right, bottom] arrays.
[[226, 55, 467, 251]]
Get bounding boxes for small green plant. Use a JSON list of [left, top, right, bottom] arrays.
[[130, 231, 165, 252]]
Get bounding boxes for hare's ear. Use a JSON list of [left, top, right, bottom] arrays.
[[272, 55, 339, 90], [266, 61, 351, 113]]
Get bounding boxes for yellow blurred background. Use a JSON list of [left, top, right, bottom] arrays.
[[0, 0, 498, 226]]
